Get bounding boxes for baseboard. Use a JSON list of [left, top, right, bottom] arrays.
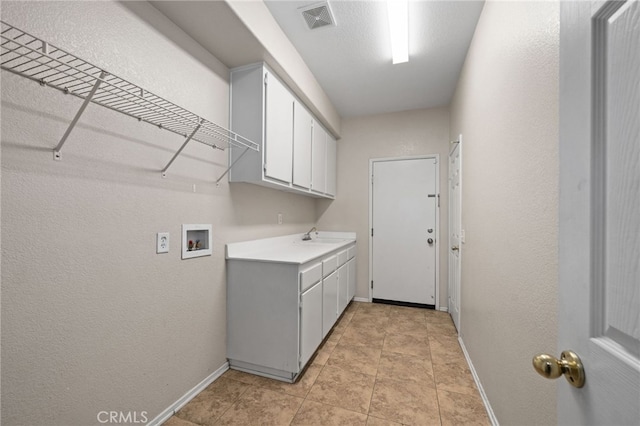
[[458, 337, 499, 426], [439, 306, 449, 312], [147, 362, 229, 426], [353, 297, 369, 302]]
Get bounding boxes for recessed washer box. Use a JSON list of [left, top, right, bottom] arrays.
[[182, 224, 212, 259]]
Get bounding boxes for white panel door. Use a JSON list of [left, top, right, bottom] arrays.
[[448, 141, 461, 331], [371, 157, 438, 306], [311, 122, 327, 194], [300, 281, 323, 367], [293, 101, 312, 189], [556, 1, 639, 423], [322, 271, 338, 338], [264, 71, 294, 183]]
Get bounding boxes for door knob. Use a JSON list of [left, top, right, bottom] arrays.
[[451, 246, 459, 251], [532, 350, 585, 388]]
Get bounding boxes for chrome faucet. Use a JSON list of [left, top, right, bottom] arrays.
[[302, 227, 317, 241]]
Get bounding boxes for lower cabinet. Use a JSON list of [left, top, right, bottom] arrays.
[[322, 270, 338, 338], [347, 258, 356, 301], [338, 263, 349, 315], [300, 280, 323, 367]]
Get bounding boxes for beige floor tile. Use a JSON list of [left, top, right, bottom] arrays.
[[369, 377, 441, 425], [328, 343, 382, 376], [389, 305, 428, 320], [253, 363, 323, 398], [175, 376, 250, 426], [438, 389, 490, 426], [427, 321, 458, 337], [382, 333, 431, 358], [428, 334, 464, 360], [425, 310, 453, 323], [307, 365, 376, 414], [340, 324, 386, 348], [432, 360, 478, 396], [291, 399, 368, 425], [385, 316, 429, 338], [216, 386, 303, 425], [223, 368, 265, 386], [356, 302, 392, 317], [349, 314, 390, 330], [377, 351, 435, 387], [162, 416, 199, 426], [366, 415, 403, 426]]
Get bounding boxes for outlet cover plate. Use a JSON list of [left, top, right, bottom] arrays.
[[157, 232, 170, 253]]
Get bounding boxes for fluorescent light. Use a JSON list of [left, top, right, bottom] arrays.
[[387, 0, 409, 64]]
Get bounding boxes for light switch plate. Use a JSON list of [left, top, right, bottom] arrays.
[[157, 232, 170, 253]]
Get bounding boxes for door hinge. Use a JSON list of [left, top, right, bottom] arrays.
[[438, 194, 440, 208], [263, 162, 267, 173], [371, 228, 374, 237], [264, 72, 268, 85], [371, 280, 374, 289]]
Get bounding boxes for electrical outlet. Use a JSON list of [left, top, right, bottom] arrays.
[[277, 213, 283, 225], [157, 232, 170, 253]]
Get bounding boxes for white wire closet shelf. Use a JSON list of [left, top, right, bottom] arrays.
[[0, 20, 259, 182]]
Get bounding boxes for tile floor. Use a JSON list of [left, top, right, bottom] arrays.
[[164, 302, 490, 426]]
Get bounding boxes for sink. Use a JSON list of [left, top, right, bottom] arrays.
[[296, 238, 348, 244]]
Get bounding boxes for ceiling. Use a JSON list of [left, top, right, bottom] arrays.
[[151, 0, 484, 118], [264, 1, 484, 117]]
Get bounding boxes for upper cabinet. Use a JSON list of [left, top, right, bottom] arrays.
[[230, 63, 336, 199]]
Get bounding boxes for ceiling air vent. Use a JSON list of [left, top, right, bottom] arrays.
[[300, 2, 336, 30]]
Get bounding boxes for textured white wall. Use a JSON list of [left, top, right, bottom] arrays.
[[449, 1, 559, 424], [0, 2, 316, 425], [316, 107, 450, 307]]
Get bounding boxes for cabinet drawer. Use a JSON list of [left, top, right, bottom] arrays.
[[347, 245, 356, 260], [337, 249, 348, 266], [322, 255, 338, 277], [300, 262, 322, 292]]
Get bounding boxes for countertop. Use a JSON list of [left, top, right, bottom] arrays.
[[226, 231, 356, 264]]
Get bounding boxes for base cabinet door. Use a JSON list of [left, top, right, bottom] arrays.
[[322, 271, 338, 338], [300, 281, 323, 367], [338, 264, 349, 315], [347, 258, 356, 301]]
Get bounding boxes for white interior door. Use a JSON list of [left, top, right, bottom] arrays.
[[371, 157, 438, 306], [448, 140, 461, 331], [557, 1, 639, 423]]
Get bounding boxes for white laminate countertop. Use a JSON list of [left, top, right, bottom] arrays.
[[225, 231, 356, 264]]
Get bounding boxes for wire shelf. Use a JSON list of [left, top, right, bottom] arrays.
[[0, 20, 259, 177]]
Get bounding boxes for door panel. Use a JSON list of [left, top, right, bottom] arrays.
[[311, 122, 326, 194], [293, 101, 312, 189], [264, 71, 294, 183], [558, 1, 639, 423], [322, 271, 338, 338], [300, 281, 322, 367], [371, 158, 438, 305], [448, 142, 461, 331]]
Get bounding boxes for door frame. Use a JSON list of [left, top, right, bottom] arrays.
[[368, 155, 440, 310], [448, 135, 462, 330]]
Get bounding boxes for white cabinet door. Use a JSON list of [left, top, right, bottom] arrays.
[[347, 258, 356, 302], [337, 264, 348, 316], [300, 280, 323, 367], [311, 121, 327, 194], [326, 134, 337, 197], [293, 101, 312, 189], [322, 271, 338, 338], [264, 71, 294, 184]]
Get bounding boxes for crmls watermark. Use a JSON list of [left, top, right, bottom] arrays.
[[97, 411, 148, 424]]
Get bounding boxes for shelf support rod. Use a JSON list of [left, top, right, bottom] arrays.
[[53, 71, 106, 160], [161, 120, 202, 178], [215, 146, 250, 186]]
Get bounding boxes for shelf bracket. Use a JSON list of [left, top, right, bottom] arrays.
[[215, 146, 250, 186], [53, 71, 107, 160], [161, 120, 203, 178]]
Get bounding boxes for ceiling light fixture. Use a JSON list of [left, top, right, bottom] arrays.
[[387, 0, 409, 64]]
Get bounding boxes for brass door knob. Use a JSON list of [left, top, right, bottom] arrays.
[[532, 350, 585, 388]]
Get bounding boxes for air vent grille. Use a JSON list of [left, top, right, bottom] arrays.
[[300, 2, 336, 30]]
